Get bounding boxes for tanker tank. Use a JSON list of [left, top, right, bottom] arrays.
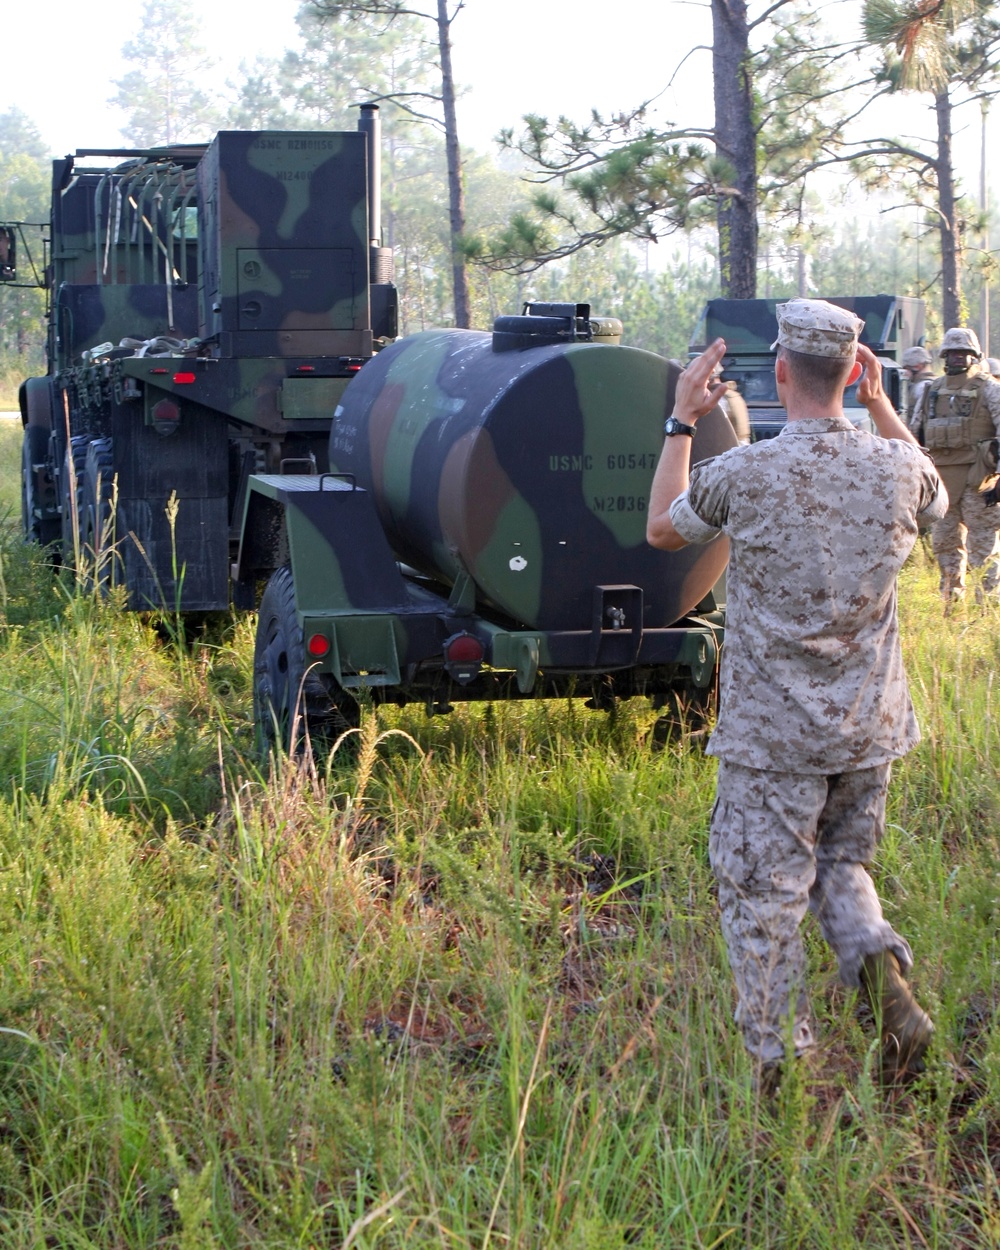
[[328, 323, 734, 632]]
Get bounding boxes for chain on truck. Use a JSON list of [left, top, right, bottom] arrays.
[[5, 109, 733, 753]]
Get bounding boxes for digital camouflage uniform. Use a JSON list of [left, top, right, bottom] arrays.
[[711, 361, 752, 445], [669, 301, 946, 1066], [914, 368, 1000, 598], [904, 368, 935, 435], [720, 383, 751, 445]]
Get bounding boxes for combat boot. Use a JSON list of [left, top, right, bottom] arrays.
[[860, 950, 934, 1084], [758, 1062, 783, 1102]]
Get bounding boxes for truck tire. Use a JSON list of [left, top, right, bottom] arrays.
[[253, 565, 357, 756], [82, 438, 117, 593], [21, 425, 60, 548]]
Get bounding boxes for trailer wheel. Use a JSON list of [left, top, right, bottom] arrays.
[[650, 686, 712, 750], [253, 565, 356, 756], [21, 425, 60, 547], [82, 438, 118, 592], [60, 436, 89, 566]]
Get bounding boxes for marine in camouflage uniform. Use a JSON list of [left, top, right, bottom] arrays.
[[912, 328, 1000, 600], [647, 300, 946, 1085], [901, 345, 936, 435]]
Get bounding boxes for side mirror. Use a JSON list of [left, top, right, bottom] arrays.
[[0, 226, 15, 281], [883, 363, 902, 413]]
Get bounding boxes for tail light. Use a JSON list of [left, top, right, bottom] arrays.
[[443, 631, 484, 684], [151, 398, 181, 436], [307, 633, 330, 658]]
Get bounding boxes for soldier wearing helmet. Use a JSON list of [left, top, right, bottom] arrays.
[[901, 345, 935, 433], [912, 326, 1000, 601]]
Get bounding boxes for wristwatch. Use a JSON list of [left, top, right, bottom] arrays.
[[663, 415, 696, 437]]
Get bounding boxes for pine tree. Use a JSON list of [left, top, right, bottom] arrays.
[[475, 2, 856, 300], [861, 0, 1000, 326], [111, 0, 223, 147], [0, 109, 49, 361], [308, 0, 472, 326]]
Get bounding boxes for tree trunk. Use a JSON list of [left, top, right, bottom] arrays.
[[796, 185, 807, 296], [436, 0, 470, 328], [18, 300, 30, 355], [712, 0, 758, 298], [935, 88, 962, 329]]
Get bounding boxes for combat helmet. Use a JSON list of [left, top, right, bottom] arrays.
[[901, 346, 932, 368], [938, 327, 983, 358]]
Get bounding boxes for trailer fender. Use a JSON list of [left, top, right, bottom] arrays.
[[235, 473, 411, 613]]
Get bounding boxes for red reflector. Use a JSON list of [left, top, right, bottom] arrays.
[[296, 364, 316, 372], [445, 634, 484, 664], [152, 399, 180, 423], [173, 372, 196, 384], [149, 367, 168, 374], [347, 364, 362, 373], [307, 633, 330, 657]]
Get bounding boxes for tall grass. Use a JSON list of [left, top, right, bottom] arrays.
[[0, 421, 998, 1246]]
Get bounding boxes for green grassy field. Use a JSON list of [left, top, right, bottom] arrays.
[[0, 420, 999, 1247]]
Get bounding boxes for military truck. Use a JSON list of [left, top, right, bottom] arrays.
[[10, 106, 396, 611], [8, 118, 734, 750], [690, 295, 926, 440]]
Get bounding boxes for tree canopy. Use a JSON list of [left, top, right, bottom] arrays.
[[111, 0, 223, 146], [1, 1, 998, 354]]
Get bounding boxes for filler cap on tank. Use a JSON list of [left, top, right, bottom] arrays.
[[493, 301, 600, 352], [590, 316, 623, 345]]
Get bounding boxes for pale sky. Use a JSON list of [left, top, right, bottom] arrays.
[[12, 0, 709, 154], [1, 0, 992, 228]]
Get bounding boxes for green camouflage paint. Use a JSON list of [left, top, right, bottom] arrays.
[[330, 327, 734, 631], [16, 120, 395, 611], [572, 344, 667, 548]]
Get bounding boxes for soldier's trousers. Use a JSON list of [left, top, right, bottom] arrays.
[[932, 482, 1000, 598], [708, 760, 913, 1065]]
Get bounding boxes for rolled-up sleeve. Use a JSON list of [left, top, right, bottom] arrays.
[[915, 459, 948, 527], [669, 458, 731, 544], [669, 491, 721, 544]]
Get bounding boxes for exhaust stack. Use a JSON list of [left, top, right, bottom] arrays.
[[357, 103, 382, 251]]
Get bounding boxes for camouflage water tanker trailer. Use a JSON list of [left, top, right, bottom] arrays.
[[237, 304, 733, 750], [6, 119, 732, 750]]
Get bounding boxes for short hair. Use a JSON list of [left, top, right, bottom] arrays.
[[778, 345, 854, 405]]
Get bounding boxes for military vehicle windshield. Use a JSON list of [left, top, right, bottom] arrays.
[[724, 366, 864, 409], [723, 367, 778, 404]]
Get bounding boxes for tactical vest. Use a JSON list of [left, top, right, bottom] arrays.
[[905, 369, 935, 423], [920, 373, 995, 470]]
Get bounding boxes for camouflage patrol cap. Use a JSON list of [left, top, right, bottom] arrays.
[[901, 345, 932, 368], [770, 299, 864, 359]]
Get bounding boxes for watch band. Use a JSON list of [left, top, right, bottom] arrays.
[[663, 415, 696, 437]]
